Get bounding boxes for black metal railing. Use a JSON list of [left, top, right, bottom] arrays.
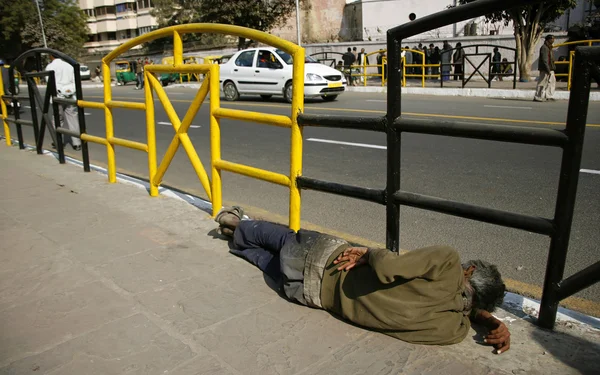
[[3, 48, 90, 171], [297, 0, 599, 330], [439, 44, 518, 89]]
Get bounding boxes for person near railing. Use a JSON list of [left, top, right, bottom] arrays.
[[431, 46, 441, 80], [413, 45, 422, 76], [453, 42, 464, 81], [534, 35, 556, 102], [404, 46, 413, 75], [500, 58, 513, 79], [377, 51, 387, 81], [492, 47, 502, 81], [357, 48, 369, 84], [342, 47, 355, 85], [214, 207, 511, 352], [441, 41, 452, 81], [46, 53, 81, 151]]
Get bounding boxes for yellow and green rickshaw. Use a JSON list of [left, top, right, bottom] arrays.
[[115, 60, 139, 86]]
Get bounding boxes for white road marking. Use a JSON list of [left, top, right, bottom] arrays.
[[24, 105, 31, 109], [484, 105, 532, 110], [307, 138, 386, 150], [366, 99, 386, 102], [157, 121, 201, 129], [84, 113, 92, 116], [581, 169, 600, 175]]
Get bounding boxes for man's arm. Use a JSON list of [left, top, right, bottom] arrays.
[[539, 46, 550, 73], [470, 309, 511, 354]]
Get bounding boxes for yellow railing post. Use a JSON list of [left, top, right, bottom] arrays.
[[173, 31, 183, 66], [102, 60, 117, 183], [421, 55, 425, 88], [402, 56, 406, 87], [568, 50, 574, 91], [0, 68, 10, 145], [289, 47, 305, 232], [145, 70, 158, 196], [210, 64, 222, 218]]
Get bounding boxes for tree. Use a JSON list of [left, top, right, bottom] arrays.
[[199, 0, 306, 50], [455, 0, 577, 81], [0, 0, 88, 60]]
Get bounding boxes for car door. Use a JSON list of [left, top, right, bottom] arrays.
[[252, 50, 286, 94], [231, 50, 257, 93]]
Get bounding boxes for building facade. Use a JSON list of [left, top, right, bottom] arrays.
[[79, 0, 158, 53], [343, 0, 597, 42]]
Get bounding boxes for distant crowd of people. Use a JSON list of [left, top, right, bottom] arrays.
[[334, 42, 514, 84]]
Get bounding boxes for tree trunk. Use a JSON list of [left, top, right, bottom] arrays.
[[237, 37, 253, 50], [513, 25, 542, 82]]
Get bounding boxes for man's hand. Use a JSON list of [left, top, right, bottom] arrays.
[[473, 310, 511, 354], [333, 247, 369, 272]]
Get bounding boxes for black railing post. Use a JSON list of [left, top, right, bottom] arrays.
[[386, 34, 401, 252], [538, 48, 591, 329], [26, 77, 42, 154], [12, 97, 24, 149], [73, 62, 90, 172]]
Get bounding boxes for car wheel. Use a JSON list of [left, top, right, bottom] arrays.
[[321, 95, 338, 102], [260, 94, 272, 100], [283, 81, 293, 103], [162, 80, 169, 87], [224, 81, 239, 101]]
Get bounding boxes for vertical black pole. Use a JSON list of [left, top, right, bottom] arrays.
[[26, 77, 42, 154], [488, 55, 492, 88], [386, 34, 401, 252], [73, 62, 90, 172], [13, 98, 24, 149], [49, 71, 66, 164], [538, 49, 590, 329]]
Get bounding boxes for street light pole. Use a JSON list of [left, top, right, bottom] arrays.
[[35, 0, 48, 48], [295, 0, 301, 46]]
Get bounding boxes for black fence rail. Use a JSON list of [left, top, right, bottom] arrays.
[[296, 0, 598, 330], [439, 44, 518, 89], [3, 48, 90, 171]]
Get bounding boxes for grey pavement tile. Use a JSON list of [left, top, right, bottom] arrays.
[[62, 224, 171, 266], [168, 354, 238, 375], [0, 256, 96, 311], [93, 249, 196, 294], [0, 225, 62, 272], [135, 269, 276, 335], [0, 281, 135, 366], [0, 313, 194, 375], [193, 298, 365, 375]]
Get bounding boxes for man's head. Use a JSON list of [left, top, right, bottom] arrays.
[[429, 43, 434, 48], [347, 47, 352, 52], [462, 260, 505, 312], [545, 34, 555, 45], [49, 53, 59, 61], [353, 47, 357, 52], [361, 48, 365, 53], [494, 47, 499, 52]]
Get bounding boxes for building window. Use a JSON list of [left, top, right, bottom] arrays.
[[85, 9, 95, 18], [116, 3, 135, 13], [136, 0, 153, 10], [138, 26, 156, 35], [96, 6, 116, 16], [108, 32, 117, 40]]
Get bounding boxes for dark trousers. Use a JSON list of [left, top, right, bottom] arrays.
[[231, 220, 295, 281], [454, 65, 463, 80]]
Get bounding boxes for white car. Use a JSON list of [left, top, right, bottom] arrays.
[[220, 47, 346, 102], [80, 65, 91, 80]]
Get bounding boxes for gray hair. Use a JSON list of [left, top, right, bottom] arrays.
[[463, 260, 505, 312]]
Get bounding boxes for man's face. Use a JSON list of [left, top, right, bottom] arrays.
[[549, 37, 555, 45]]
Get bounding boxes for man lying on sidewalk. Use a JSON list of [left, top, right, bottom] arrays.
[[215, 207, 511, 353]]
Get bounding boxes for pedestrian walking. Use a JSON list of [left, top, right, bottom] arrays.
[[534, 35, 556, 102], [357, 48, 370, 83], [431, 46, 441, 80], [46, 53, 81, 151], [404, 46, 413, 75], [135, 58, 143, 89], [453, 42, 464, 81]]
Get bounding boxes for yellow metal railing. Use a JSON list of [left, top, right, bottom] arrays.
[[1, 24, 306, 231], [554, 39, 600, 90]]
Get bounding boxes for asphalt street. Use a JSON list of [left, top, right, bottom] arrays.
[[13, 86, 600, 303]]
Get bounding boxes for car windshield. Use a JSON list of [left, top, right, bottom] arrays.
[[116, 63, 128, 70], [80, 66, 89, 72], [274, 49, 318, 65]]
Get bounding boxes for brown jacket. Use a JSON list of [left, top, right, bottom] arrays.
[[321, 245, 471, 345], [539, 42, 556, 73]]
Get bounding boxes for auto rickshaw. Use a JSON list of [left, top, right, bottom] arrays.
[[115, 60, 138, 86]]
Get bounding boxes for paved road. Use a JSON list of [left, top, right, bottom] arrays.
[[14, 87, 600, 302]]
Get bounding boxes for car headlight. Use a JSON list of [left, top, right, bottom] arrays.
[[306, 73, 324, 82]]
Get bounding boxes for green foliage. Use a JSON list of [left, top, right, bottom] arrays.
[[150, 0, 305, 50], [0, 0, 88, 60]]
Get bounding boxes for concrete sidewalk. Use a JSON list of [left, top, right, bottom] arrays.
[[0, 144, 599, 375]]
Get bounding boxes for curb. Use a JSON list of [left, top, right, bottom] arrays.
[[18, 83, 115, 89], [347, 85, 600, 101]]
